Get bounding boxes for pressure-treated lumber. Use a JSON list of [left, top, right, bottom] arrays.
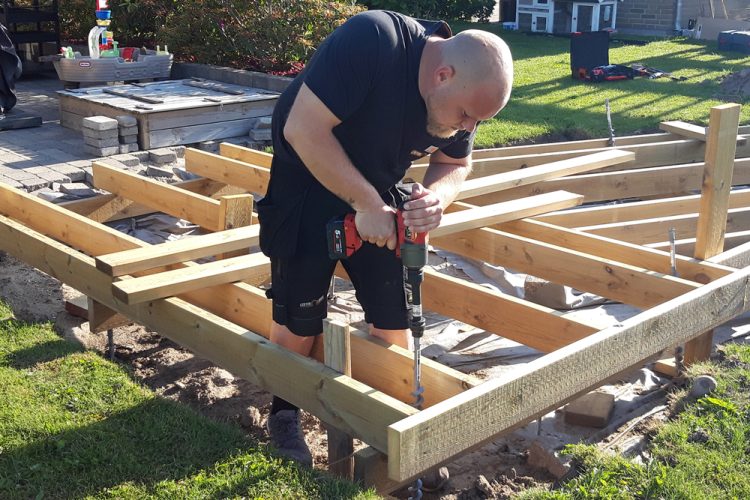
[[96, 225, 260, 276], [388, 264, 750, 480], [324, 320, 354, 479], [465, 159, 750, 206], [710, 240, 750, 269], [536, 188, 750, 228], [578, 207, 750, 245], [91, 162, 225, 231], [500, 218, 732, 284], [648, 229, 750, 255], [220, 142, 274, 168], [454, 150, 634, 200], [659, 121, 708, 141], [0, 182, 472, 408], [432, 224, 701, 309], [87, 298, 130, 333], [686, 103, 741, 363], [0, 213, 413, 453], [185, 147, 271, 195], [112, 252, 271, 304], [431, 191, 583, 238]]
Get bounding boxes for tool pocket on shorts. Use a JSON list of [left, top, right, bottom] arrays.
[[256, 192, 307, 258]]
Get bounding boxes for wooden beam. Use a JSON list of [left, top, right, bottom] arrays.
[[432, 225, 701, 310], [659, 120, 746, 144], [0, 183, 471, 408], [91, 162, 224, 231], [218, 194, 254, 230], [184, 147, 271, 195], [219, 142, 274, 168], [455, 150, 634, 200], [87, 298, 130, 333], [96, 225, 260, 277], [324, 319, 354, 479], [112, 252, 271, 304], [462, 159, 750, 207], [387, 264, 750, 480], [0, 213, 413, 453], [686, 103, 741, 364], [709, 240, 750, 269], [536, 188, 750, 228], [647, 229, 750, 255], [579, 207, 750, 245], [501, 218, 732, 284], [431, 191, 583, 238], [59, 178, 242, 223]]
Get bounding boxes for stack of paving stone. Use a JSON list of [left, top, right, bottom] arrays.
[[116, 115, 139, 154], [83, 116, 120, 157], [248, 116, 272, 143]]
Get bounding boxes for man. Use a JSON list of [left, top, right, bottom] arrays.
[[258, 10, 513, 465]]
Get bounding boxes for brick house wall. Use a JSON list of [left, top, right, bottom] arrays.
[[617, 0, 750, 36]]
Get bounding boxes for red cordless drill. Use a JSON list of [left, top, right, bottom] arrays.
[[326, 206, 428, 409]]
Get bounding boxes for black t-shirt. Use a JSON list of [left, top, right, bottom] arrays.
[[259, 10, 476, 257]]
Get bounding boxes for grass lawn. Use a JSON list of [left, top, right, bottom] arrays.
[[520, 342, 750, 499], [453, 24, 750, 148], [0, 301, 375, 500]]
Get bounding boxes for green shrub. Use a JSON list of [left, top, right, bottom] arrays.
[[59, 0, 175, 47], [160, 0, 364, 74], [358, 0, 495, 22]]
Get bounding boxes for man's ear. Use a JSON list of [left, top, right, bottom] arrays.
[[435, 65, 455, 85]]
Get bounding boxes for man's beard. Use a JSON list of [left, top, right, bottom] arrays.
[[426, 115, 459, 139]]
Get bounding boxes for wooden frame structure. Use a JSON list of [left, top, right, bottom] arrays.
[[0, 104, 749, 490]]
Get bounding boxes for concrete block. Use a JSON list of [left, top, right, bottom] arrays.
[[82, 115, 118, 132], [67, 159, 93, 169], [119, 143, 140, 154], [115, 115, 138, 128], [85, 145, 120, 157], [148, 148, 177, 165], [49, 163, 87, 183], [195, 140, 219, 153], [20, 176, 50, 192], [35, 188, 68, 203], [249, 129, 272, 141], [564, 391, 615, 428], [60, 182, 98, 198], [146, 165, 174, 178], [118, 125, 138, 136], [82, 127, 118, 140], [2, 168, 39, 181], [119, 135, 138, 145], [171, 145, 186, 158], [24, 166, 71, 184], [250, 116, 272, 129], [84, 136, 120, 148], [526, 441, 571, 480], [0, 176, 23, 189], [111, 154, 140, 167]]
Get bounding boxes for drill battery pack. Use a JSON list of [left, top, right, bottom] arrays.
[[326, 213, 361, 260]]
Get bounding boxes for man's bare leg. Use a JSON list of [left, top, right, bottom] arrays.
[[270, 321, 317, 355], [370, 326, 409, 349]]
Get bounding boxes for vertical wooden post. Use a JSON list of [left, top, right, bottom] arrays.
[[684, 103, 741, 364], [323, 319, 354, 479], [218, 194, 254, 259]]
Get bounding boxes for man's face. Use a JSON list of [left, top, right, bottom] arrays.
[[423, 81, 490, 140], [424, 88, 460, 139]]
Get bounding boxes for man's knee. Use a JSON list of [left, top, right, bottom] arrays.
[[370, 326, 409, 349]]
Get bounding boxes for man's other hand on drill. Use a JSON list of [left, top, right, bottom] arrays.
[[354, 204, 398, 250], [401, 183, 443, 233]]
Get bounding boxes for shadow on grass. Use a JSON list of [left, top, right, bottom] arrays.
[[2, 335, 84, 370], [0, 396, 340, 499]]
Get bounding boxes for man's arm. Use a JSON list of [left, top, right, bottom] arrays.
[[284, 83, 399, 249], [401, 149, 472, 233]]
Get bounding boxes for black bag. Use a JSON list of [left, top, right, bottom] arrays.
[[0, 23, 21, 112], [570, 31, 609, 80], [589, 64, 634, 82]]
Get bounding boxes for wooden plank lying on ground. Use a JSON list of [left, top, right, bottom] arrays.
[[112, 252, 270, 304], [91, 162, 224, 231], [536, 188, 750, 228], [387, 264, 750, 480], [432, 223, 701, 310], [455, 150, 634, 200], [0, 213, 413, 453], [96, 225, 260, 276], [500, 218, 732, 284], [184, 147, 270, 194], [0, 183, 472, 408], [463, 159, 750, 206], [219, 142, 274, 168], [431, 191, 583, 238]]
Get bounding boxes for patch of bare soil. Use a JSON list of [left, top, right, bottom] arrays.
[[719, 68, 750, 102], [0, 251, 579, 498]]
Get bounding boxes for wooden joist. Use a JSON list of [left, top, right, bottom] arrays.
[[220, 142, 274, 168], [184, 147, 271, 195], [387, 264, 750, 480], [96, 224, 260, 276], [112, 252, 270, 304], [454, 150, 634, 200], [432, 191, 583, 238], [659, 120, 746, 144]]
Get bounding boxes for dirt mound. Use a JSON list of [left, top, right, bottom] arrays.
[[719, 68, 750, 101]]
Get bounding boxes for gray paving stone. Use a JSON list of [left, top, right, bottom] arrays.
[[130, 150, 150, 162], [2, 168, 39, 180], [35, 148, 81, 163], [67, 159, 93, 169], [149, 148, 177, 165], [24, 166, 71, 184], [146, 165, 174, 178], [99, 158, 128, 170], [60, 182, 97, 198], [0, 176, 23, 189], [83, 166, 93, 184], [20, 176, 49, 192], [119, 135, 138, 145], [171, 145, 186, 159], [115, 115, 137, 128], [46, 162, 87, 182], [83, 116, 118, 131], [111, 154, 140, 167], [85, 136, 120, 148], [82, 127, 118, 140], [84, 145, 119, 157], [119, 143, 139, 154], [195, 140, 219, 153], [118, 125, 138, 136]]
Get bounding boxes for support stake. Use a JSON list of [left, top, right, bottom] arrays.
[[323, 319, 354, 479]]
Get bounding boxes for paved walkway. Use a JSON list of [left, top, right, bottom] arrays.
[[0, 72, 177, 191]]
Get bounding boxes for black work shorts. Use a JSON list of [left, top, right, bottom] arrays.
[[262, 180, 410, 337]]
